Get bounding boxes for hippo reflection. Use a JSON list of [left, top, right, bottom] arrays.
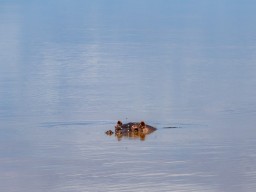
[[105, 121, 157, 141]]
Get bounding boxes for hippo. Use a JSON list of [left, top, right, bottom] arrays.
[[105, 120, 157, 141]]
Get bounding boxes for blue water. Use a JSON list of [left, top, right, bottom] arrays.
[[1, 1, 256, 191]]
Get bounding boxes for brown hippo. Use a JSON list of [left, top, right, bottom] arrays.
[[106, 120, 157, 140]]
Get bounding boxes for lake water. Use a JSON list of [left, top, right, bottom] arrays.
[[1, 1, 256, 191]]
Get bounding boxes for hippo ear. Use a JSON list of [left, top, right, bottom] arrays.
[[140, 121, 145, 127], [117, 120, 122, 126]]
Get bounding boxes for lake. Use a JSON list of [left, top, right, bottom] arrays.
[[0, 1, 256, 191]]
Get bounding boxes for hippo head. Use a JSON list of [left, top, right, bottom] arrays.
[[107, 120, 157, 141]]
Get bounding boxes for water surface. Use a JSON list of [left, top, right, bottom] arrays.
[[1, 1, 256, 191]]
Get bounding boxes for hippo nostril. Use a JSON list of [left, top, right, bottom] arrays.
[[105, 130, 113, 135]]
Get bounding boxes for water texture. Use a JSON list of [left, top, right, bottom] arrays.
[[0, 1, 256, 191]]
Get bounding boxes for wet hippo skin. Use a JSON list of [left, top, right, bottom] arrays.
[[105, 121, 157, 140]]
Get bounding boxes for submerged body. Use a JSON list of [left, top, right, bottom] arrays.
[[106, 121, 157, 140]]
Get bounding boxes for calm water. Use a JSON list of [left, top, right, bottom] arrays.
[[1, 1, 256, 191]]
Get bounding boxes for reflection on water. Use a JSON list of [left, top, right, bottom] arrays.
[[111, 131, 148, 141], [1, 0, 256, 191], [106, 129, 152, 141]]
